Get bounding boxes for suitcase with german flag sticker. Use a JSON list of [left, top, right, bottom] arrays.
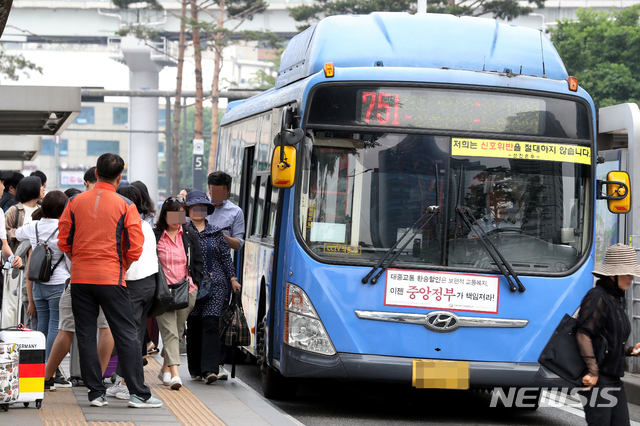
[[0, 326, 45, 410]]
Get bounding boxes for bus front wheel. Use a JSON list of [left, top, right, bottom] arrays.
[[257, 315, 299, 400]]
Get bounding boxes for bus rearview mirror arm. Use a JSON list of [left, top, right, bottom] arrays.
[[596, 179, 629, 201]]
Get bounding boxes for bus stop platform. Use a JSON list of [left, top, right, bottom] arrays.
[[1, 354, 302, 426], [624, 373, 640, 407]]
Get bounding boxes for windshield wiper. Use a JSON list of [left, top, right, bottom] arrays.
[[362, 205, 440, 285], [456, 206, 525, 293]]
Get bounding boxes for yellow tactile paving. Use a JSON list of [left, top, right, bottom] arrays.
[[145, 357, 226, 426], [41, 388, 136, 426], [41, 387, 89, 424], [40, 356, 225, 426]]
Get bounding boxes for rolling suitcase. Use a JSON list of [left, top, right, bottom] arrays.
[[1, 241, 31, 329], [0, 326, 45, 410], [68, 332, 116, 386], [0, 267, 23, 330], [104, 355, 118, 383], [0, 342, 20, 410]]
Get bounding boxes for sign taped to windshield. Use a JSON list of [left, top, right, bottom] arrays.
[[452, 138, 591, 165], [384, 269, 499, 314]]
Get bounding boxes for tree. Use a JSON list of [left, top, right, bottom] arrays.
[[550, 6, 640, 110], [171, 0, 189, 196], [190, 0, 272, 174], [289, 0, 544, 31], [0, 47, 42, 81], [249, 47, 283, 90]]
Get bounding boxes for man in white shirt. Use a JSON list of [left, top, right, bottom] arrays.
[[206, 171, 245, 251]]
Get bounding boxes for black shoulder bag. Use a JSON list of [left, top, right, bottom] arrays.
[[538, 314, 608, 387]]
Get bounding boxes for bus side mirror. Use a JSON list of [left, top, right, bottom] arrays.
[[597, 171, 631, 214], [271, 145, 297, 188]]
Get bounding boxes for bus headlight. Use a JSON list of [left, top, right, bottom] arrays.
[[284, 283, 336, 356]]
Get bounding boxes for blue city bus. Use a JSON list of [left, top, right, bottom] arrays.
[[216, 12, 629, 400]]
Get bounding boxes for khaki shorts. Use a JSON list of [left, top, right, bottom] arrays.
[[58, 285, 109, 332]]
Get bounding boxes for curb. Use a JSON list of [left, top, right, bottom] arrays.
[[623, 374, 640, 406]]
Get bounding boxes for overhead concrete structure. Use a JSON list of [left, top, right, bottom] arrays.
[[3, 0, 640, 44], [0, 135, 41, 160], [115, 36, 175, 202], [0, 85, 80, 135]]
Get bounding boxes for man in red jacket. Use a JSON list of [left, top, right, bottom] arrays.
[[58, 153, 162, 408]]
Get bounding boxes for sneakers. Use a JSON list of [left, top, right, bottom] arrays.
[[128, 394, 163, 408], [217, 366, 228, 381], [191, 375, 202, 381], [169, 376, 182, 390], [53, 368, 72, 387], [204, 371, 218, 384], [44, 377, 56, 391], [106, 381, 128, 398], [90, 394, 109, 407], [116, 388, 130, 400], [53, 376, 72, 388], [158, 371, 171, 386]]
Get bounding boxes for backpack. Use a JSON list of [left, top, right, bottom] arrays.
[[27, 223, 64, 283]]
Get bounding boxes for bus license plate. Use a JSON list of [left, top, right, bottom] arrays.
[[412, 360, 469, 389]]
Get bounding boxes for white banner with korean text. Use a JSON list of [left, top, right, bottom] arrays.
[[384, 269, 500, 314]]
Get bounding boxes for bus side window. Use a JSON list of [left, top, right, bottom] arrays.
[[265, 182, 279, 238], [252, 175, 267, 237]]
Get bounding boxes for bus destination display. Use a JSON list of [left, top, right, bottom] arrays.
[[355, 88, 546, 135]]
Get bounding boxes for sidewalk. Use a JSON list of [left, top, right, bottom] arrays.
[[624, 373, 640, 406], [0, 354, 304, 426]]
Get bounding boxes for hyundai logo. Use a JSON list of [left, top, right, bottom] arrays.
[[424, 311, 460, 333]]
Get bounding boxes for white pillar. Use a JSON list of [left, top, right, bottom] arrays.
[[120, 37, 163, 203]]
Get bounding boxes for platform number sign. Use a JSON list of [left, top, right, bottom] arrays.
[[193, 139, 205, 191]]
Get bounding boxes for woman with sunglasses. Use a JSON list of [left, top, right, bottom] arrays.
[[184, 190, 241, 384], [153, 196, 203, 390]]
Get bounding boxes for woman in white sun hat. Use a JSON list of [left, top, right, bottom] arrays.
[[576, 243, 640, 426]]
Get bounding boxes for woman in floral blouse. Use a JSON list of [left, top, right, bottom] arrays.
[[185, 190, 241, 384]]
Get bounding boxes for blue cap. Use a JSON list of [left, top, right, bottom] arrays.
[[185, 190, 215, 215]]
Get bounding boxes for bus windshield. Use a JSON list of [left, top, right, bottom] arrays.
[[297, 131, 592, 274]]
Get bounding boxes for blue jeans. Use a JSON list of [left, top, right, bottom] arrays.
[[33, 282, 64, 360]]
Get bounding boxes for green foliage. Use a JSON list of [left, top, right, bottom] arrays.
[[289, 0, 545, 31], [0, 47, 42, 81], [116, 25, 161, 40], [171, 105, 225, 188], [112, 0, 162, 10], [550, 6, 640, 110], [248, 47, 284, 89]]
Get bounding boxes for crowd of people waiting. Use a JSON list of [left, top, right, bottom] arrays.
[[0, 152, 245, 408]]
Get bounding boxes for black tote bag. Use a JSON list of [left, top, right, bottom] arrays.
[[538, 314, 589, 387], [148, 261, 172, 318]]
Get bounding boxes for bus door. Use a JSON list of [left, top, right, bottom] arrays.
[[236, 145, 255, 273]]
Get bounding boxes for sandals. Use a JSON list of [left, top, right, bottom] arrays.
[[147, 342, 159, 355]]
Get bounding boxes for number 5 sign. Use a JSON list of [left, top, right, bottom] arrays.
[[193, 139, 205, 190]]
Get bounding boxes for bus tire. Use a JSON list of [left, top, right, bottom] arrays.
[[257, 315, 299, 399], [262, 366, 299, 400]]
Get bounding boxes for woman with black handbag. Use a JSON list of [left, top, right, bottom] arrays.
[[577, 243, 640, 426], [153, 197, 203, 390], [183, 190, 240, 384]]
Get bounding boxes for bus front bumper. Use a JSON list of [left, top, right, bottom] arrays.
[[280, 345, 571, 388]]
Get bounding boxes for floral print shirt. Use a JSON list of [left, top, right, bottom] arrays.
[[188, 220, 235, 317]]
